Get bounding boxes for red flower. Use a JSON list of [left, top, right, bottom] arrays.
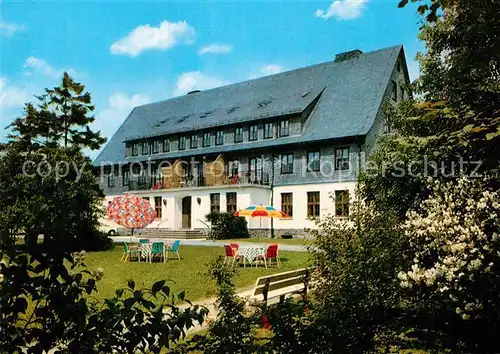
[[262, 314, 270, 330]]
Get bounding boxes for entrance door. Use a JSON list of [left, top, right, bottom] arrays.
[[182, 196, 192, 229]]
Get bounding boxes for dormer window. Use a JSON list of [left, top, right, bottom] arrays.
[[249, 125, 258, 141], [234, 127, 243, 143], [179, 136, 186, 150], [163, 138, 170, 152], [142, 141, 149, 155], [216, 130, 224, 145], [203, 132, 211, 147], [190, 135, 198, 149], [279, 120, 290, 137], [131, 143, 138, 157], [152, 140, 160, 154]]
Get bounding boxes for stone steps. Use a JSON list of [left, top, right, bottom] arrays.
[[139, 228, 205, 239]]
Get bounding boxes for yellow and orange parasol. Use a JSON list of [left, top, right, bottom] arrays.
[[234, 205, 288, 218]]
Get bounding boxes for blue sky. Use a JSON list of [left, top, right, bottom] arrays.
[[1, 0, 424, 159]]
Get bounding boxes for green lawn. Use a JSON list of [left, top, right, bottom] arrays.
[[216, 238, 312, 246], [84, 245, 310, 303]]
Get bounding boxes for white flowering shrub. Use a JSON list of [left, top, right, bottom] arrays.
[[398, 176, 500, 321]]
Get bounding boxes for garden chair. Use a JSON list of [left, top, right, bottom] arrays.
[[166, 240, 181, 260], [257, 244, 280, 269], [139, 239, 150, 244], [223, 244, 242, 266], [230, 243, 239, 252], [121, 242, 138, 262], [150, 242, 166, 263]]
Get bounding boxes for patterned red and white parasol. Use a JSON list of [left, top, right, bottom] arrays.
[[106, 194, 156, 232]]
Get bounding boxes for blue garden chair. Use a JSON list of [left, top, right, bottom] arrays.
[[167, 240, 181, 260]]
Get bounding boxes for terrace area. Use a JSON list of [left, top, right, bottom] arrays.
[[128, 170, 271, 191]]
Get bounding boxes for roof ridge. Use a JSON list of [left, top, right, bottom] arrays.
[[93, 44, 407, 166], [132, 44, 404, 110]]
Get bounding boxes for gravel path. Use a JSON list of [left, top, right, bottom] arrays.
[[112, 236, 308, 252]]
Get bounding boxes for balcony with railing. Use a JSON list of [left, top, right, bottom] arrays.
[[128, 170, 270, 191]]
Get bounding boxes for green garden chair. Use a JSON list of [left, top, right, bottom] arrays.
[[122, 242, 138, 262], [166, 240, 181, 260], [139, 239, 150, 244], [150, 242, 166, 263]]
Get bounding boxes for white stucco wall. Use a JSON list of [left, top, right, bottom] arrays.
[[272, 181, 356, 230], [104, 181, 356, 231], [104, 185, 272, 231]]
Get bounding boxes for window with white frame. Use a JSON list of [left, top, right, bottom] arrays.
[[249, 125, 258, 141], [203, 132, 211, 147], [234, 127, 243, 143], [279, 120, 290, 137]]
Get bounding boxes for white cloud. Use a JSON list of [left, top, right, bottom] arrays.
[[23, 56, 83, 79], [94, 93, 152, 139], [0, 19, 25, 36], [174, 72, 228, 96], [0, 77, 30, 108], [248, 64, 285, 79], [110, 20, 195, 57], [315, 0, 368, 20], [198, 43, 232, 55], [259, 64, 284, 76], [0, 78, 33, 140]]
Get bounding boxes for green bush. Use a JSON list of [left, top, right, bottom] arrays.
[[78, 230, 114, 252], [0, 248, 208, 352], [205, 212, 249, 240]]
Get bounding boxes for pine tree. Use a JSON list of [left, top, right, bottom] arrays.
[[42, 72, 106, 150], [6, 73, 107, 151]]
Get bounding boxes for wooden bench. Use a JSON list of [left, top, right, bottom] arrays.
[[253, 268, 313, 306]]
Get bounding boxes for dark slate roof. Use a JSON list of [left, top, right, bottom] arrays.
[[94, 45, 404, 166]]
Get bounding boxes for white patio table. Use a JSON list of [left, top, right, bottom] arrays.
[[138, 242, 152, 263], [237, 245, 266, 267]]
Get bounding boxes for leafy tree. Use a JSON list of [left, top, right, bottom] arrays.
[[2, 73, 108, 251], [363, 0, 500, 217], [0, 249, 208, 353], [0, 146, 106, 251], [398, 0, 500, 106], [357, 2, 500, 351]]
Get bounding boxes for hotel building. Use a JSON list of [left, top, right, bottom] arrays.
[[93, 45, 410, 238]]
